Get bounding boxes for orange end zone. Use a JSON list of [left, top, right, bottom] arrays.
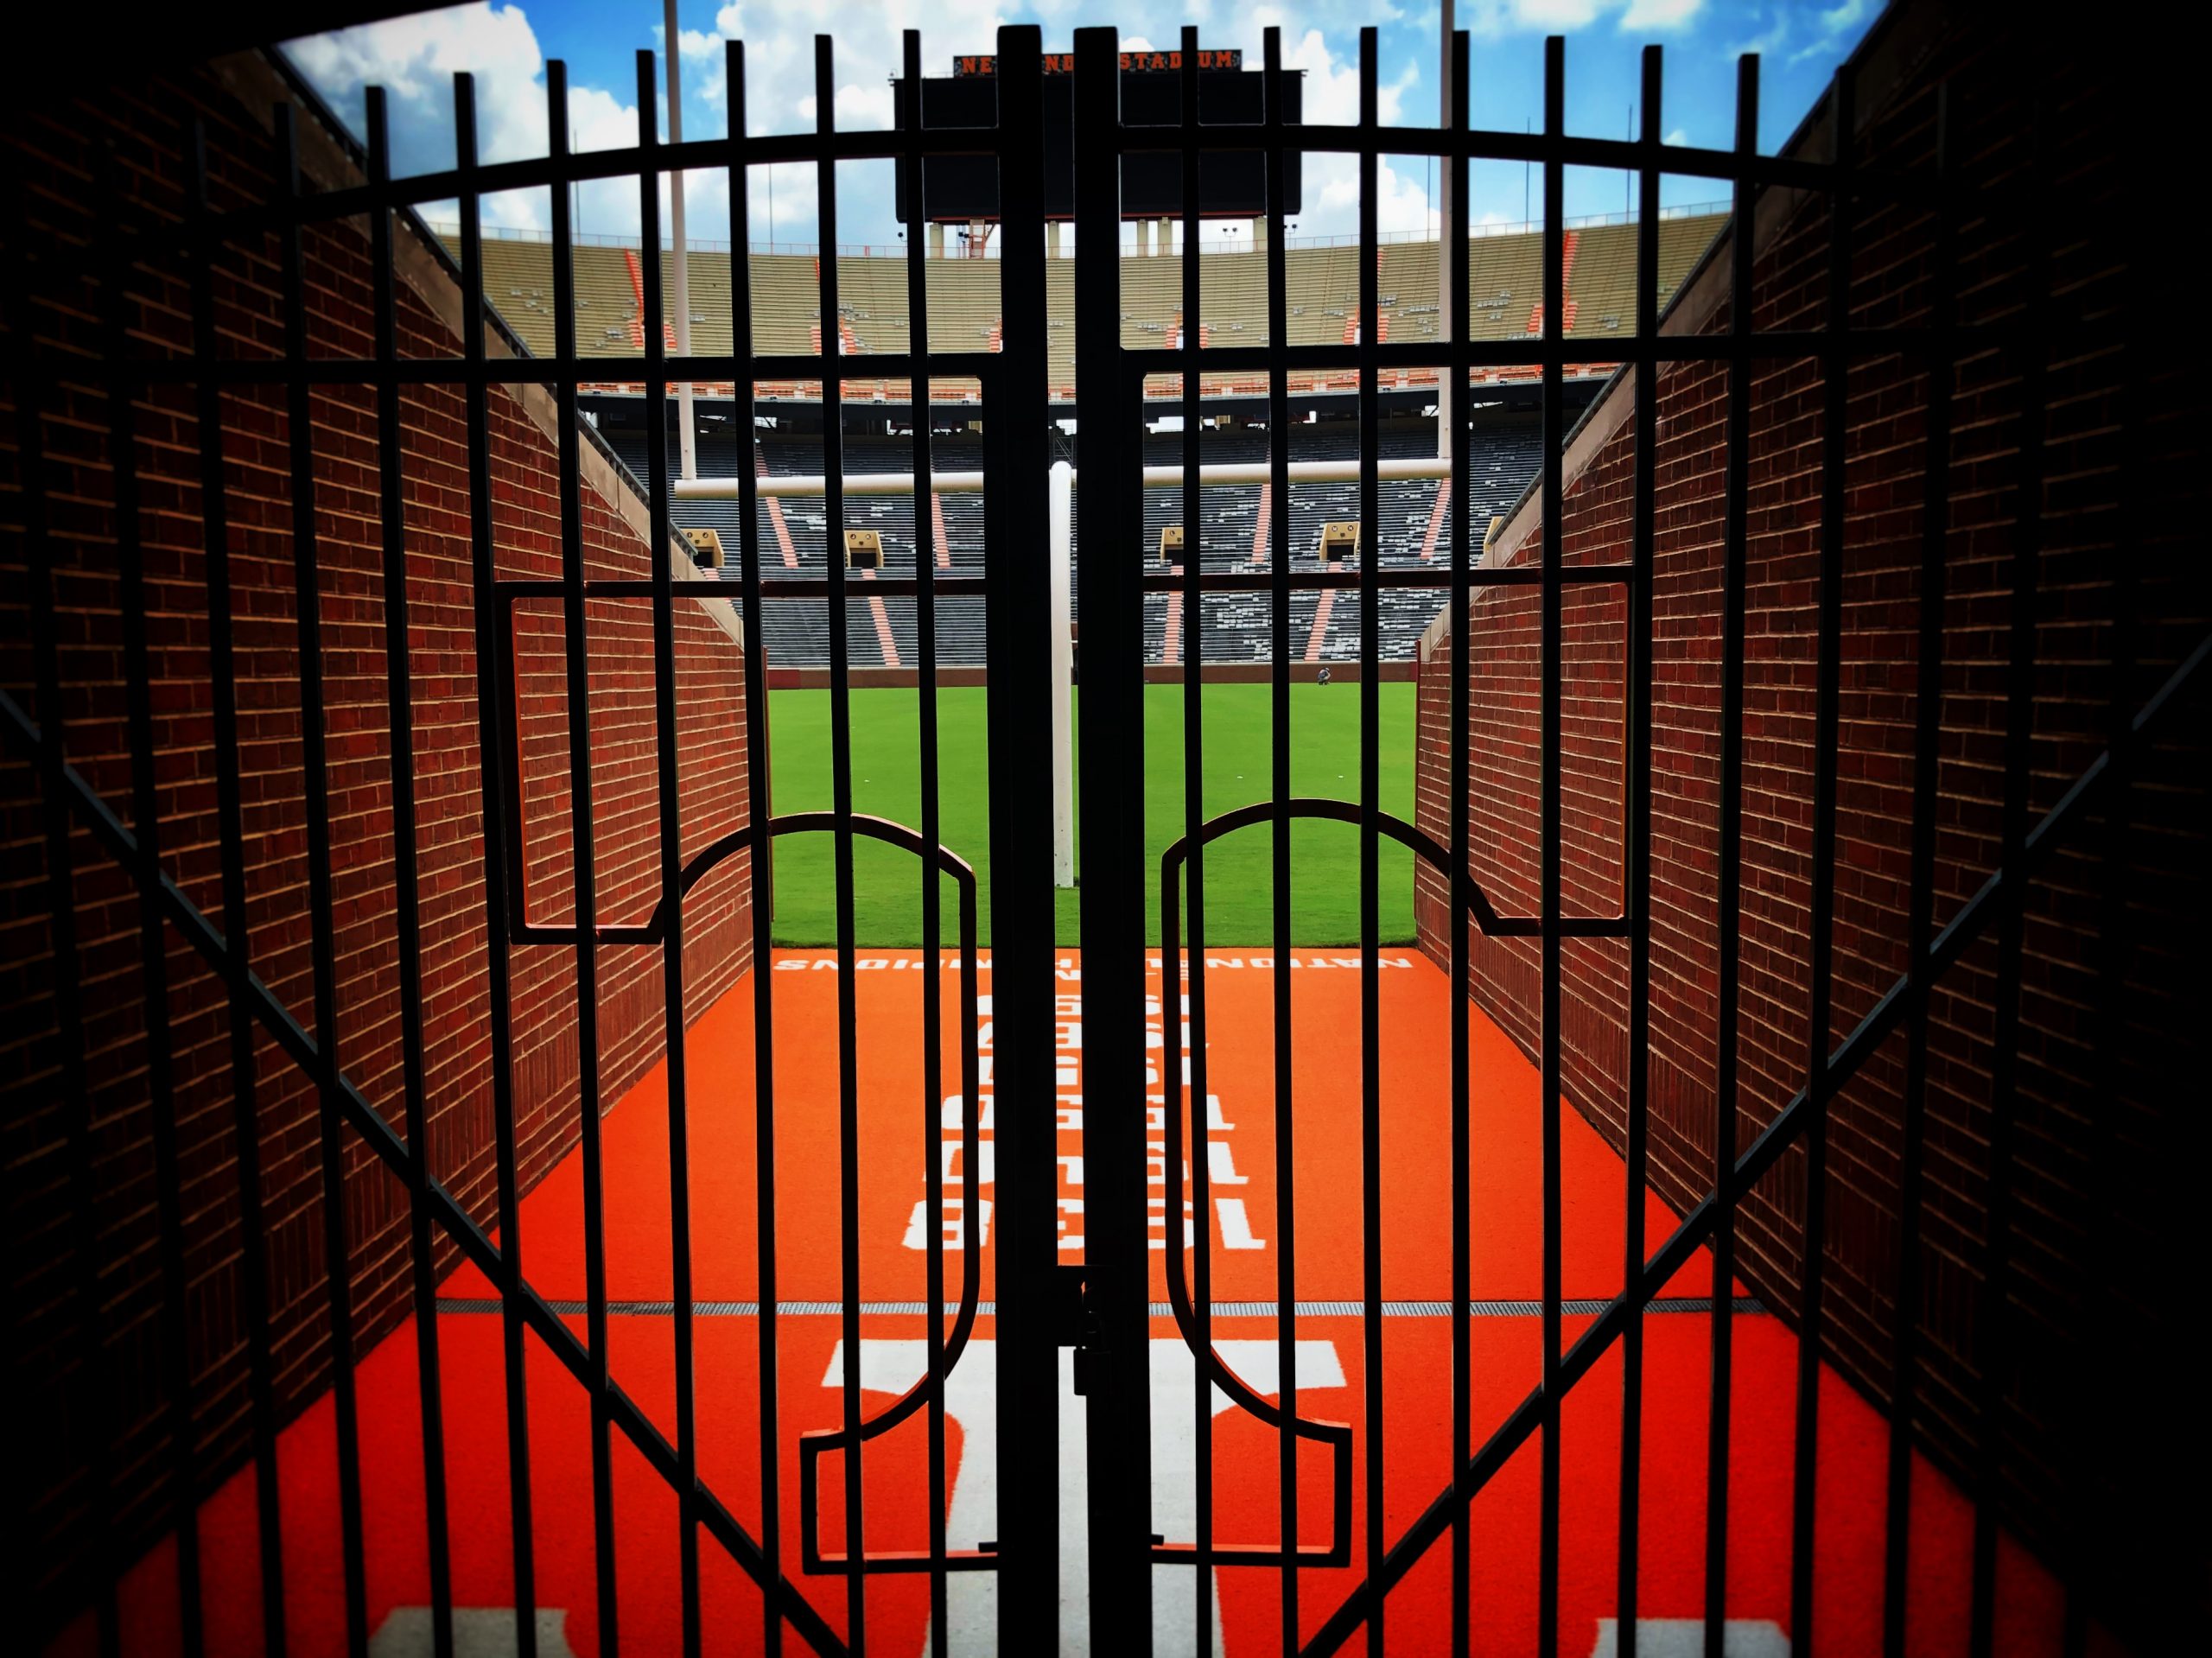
[[51, 950, 2102, 1657]]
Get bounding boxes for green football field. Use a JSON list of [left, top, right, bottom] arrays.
[[764, 683, 1420, 946]]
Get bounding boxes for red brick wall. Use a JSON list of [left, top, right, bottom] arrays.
[[1, 62, 756, 1617], [1414, 16, 2207, 1629]]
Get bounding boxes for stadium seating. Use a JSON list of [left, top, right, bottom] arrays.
[[596, 414, 1540, 669], [543, 213, 1719, 668], [1556, 215, 1719, 334], [438, 212, 1725, 394]]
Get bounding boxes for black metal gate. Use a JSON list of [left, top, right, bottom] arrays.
[[8, 9, 2204, 1658]]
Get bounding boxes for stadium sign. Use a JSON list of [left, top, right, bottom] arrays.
[[953, 48, 1243, 75]]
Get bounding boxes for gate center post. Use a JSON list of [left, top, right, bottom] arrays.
[[1072, 22, 1160, 1652]]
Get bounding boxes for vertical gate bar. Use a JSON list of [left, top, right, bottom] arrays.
[[723, 48, 787, 1655], [1536, 37, 1566, 1658], [1879, 88, 1950, 1658], [551, 57, 623, 1658], [1446, 33, 1473, 1658], [2061, 301, 2135, 1658], [365, 87, 454, 1658], [274, 105, 371, 1658], [1792, 62, 1855, 1656], [1703, 53, 1758, 1658], [988, 23, 1064, 1647], [1176, 27, 1216, 1655], [1969, 105, 2049, 1658], [1353, 29, 1385, 1654], [1260, 27, 1300, 1655], [1614, 45, 1663, 1658], [101, 141, 204, 1658], [1071, 23, 1152, 1647], [636, 52, 706, 1658], [186, 119, 290, 1658], [14, 286, 119, 1658], [453, 74, 543, 1658], [898, 29, 952, 1653], [808, 37, 868, 1650]]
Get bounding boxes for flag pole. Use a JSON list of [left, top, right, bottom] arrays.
[[665, 0, 698, 482], [1437, 0, 1455, 463]]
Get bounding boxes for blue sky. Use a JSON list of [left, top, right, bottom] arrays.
[[285, 0, 1881, 249]]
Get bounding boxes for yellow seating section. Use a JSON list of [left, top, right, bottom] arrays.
[[437, 213, 1726, 386]]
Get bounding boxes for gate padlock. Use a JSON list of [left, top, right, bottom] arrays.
[[1052, 1263, 1091, 1345], [1054, 1263, 1103, 1392]]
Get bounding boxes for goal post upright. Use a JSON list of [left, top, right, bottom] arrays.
[[1049, 457, 1077, 887]]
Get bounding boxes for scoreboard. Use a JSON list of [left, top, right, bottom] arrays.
[[893, 49, 1303, 225], [949, 48, 1246, 74]]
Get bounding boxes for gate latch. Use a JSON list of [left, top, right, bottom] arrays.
[[1053, 1265, 1102, 1394]]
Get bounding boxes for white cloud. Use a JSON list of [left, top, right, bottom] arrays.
[[795, 82, 899, 131], [285, 3, 756, 240], [1791, 0, 1872, 63], [701, 0, 1010, 135], [668, 0, 1014, 243], [296, 0, 1675, 251], [1663, 124, 1689, 146], [1618, 0, 1704, 29], [1266, 23, 1434, 241], [1728, 8, 1793, 57], [1284, 26, 1419, 126], [1316, 156, 1433, 234], [1460, 0, 1702, 35], [679, 28, 731, 107], [688, 0, 1427, 245], [286, 3, 550, 175]]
